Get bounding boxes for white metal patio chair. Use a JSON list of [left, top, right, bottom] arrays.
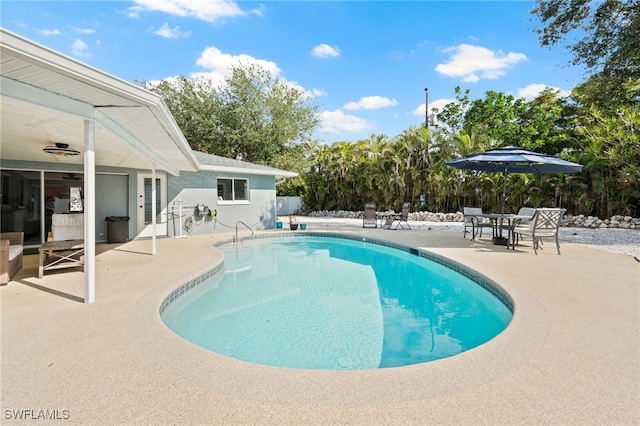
[[463, 207, 494, 240], [501, 207, 537, 248], [513, 208, 566, 254], [515, 207, 537, 224]]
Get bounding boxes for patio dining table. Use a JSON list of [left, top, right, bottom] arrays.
[[482, 213, 532, 249]]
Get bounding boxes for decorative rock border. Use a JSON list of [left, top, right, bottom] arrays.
[[562, 214, 639, 229], [306, 210, 639, 229]]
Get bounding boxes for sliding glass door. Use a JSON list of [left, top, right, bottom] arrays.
[[1, 170, 86, 246], [1, 170, 42, 245]]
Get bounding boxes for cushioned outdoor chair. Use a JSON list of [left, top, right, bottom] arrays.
[[513, 208, 566, 255], [498, 207, 538, 248], [362, 202, 378, 228], [515, 207, 537, 225], [1, 232, 24, 285], [463, 207, 494, 240], [383, 202, 411, 230]]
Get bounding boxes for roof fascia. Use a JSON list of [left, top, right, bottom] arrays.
[[144, 99, 200, 171], [1, 29, 161, 107], [199, 164, 298, 178]]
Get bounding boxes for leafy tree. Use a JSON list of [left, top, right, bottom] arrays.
[[213, 63, 321, 163], [532, 0, 640, 105], [144, 63, 321, 165], [271, 140, 320, 197], [570, 105, 640, 216], [571, 76, 640, 113], [432, 86, 471, 136], [521, 87, 572, 153], [145, 76, 218, 153], [463, 91, 529, 146]]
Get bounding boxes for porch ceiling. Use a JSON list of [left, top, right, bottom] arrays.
[[0, 28, 199, 175]]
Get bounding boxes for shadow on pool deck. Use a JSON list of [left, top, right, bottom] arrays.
[[1, 226, 638, 425]]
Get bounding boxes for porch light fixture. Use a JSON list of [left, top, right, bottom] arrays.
[[43, 142, 81, 156]]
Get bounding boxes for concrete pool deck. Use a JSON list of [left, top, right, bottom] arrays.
[[1, 221, 639, 424]]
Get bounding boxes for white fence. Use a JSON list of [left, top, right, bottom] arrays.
[[276, 196, 303, 215]]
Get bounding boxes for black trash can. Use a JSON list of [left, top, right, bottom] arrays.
[[105, 216, 130, 243]]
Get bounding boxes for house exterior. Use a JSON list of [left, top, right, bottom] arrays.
[[167, 151, 296, 237], [0, 28, 296, 302], [1, 153, 295, 243]]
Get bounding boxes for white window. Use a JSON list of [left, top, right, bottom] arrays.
[[217, 178, 249, 203]]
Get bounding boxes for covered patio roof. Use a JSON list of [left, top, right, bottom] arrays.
[[1, 28, 204, 303], [0, 28, 199, 175]]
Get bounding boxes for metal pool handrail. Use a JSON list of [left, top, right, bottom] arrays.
[[234, 221, 254, 242]]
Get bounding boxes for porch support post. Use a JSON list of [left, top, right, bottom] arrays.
[[84, 119, 96, 303], [151, 162, 157, 255], [40, 171, 45, 242]]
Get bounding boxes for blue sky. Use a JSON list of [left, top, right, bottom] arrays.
[[1, 1, 583, 144]]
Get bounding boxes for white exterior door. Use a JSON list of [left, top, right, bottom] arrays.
[[137, 174, 167, 237]]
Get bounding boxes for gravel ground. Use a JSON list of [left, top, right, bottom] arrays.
[[292, 216, 640, 260], [558, 227, 640, 259]]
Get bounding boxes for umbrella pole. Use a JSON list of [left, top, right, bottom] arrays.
[[501, 170, 507, 215], [493, 169, 509, 246]]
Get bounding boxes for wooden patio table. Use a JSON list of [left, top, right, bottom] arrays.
[[38, 239, 84, 278]]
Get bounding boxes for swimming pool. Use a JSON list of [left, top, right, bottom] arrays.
[[161, 234, 512, 370]]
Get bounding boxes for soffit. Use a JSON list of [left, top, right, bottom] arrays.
[[0, 29, 199, 174]]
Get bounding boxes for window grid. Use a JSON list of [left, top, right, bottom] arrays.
[[217, 178, 249, 202]]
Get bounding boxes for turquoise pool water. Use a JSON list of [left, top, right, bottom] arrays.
[[161, 236, 512, 370]]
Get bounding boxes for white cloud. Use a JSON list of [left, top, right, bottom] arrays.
[[319, 109, 374, 134], [312, 88, 327, 97], [412, 98, 453, 117], [344, 96, 398, 110], [312, 43, 341, 58], [195, 46, 281, 80], [71, 39, 89, 57], [160, 46, 319, 107], [128, 0, 257, 22], [517, 83, 570, 100], [37, 28, 60, 36], [154, 22, 191, 38], [282, 80, 318, 99], [71, 27, 95, 34], [436, 44, 527, 83], [192, 56, 320, 101]]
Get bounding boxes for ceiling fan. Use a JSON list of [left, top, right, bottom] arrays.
[[43, 142, 80, 156], [62, 173, 82, 181]]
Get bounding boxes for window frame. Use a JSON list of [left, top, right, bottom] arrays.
[[216, 177, 250, 204]]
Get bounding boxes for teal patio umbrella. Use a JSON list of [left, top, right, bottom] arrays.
[[445, 146, 583, 214]]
